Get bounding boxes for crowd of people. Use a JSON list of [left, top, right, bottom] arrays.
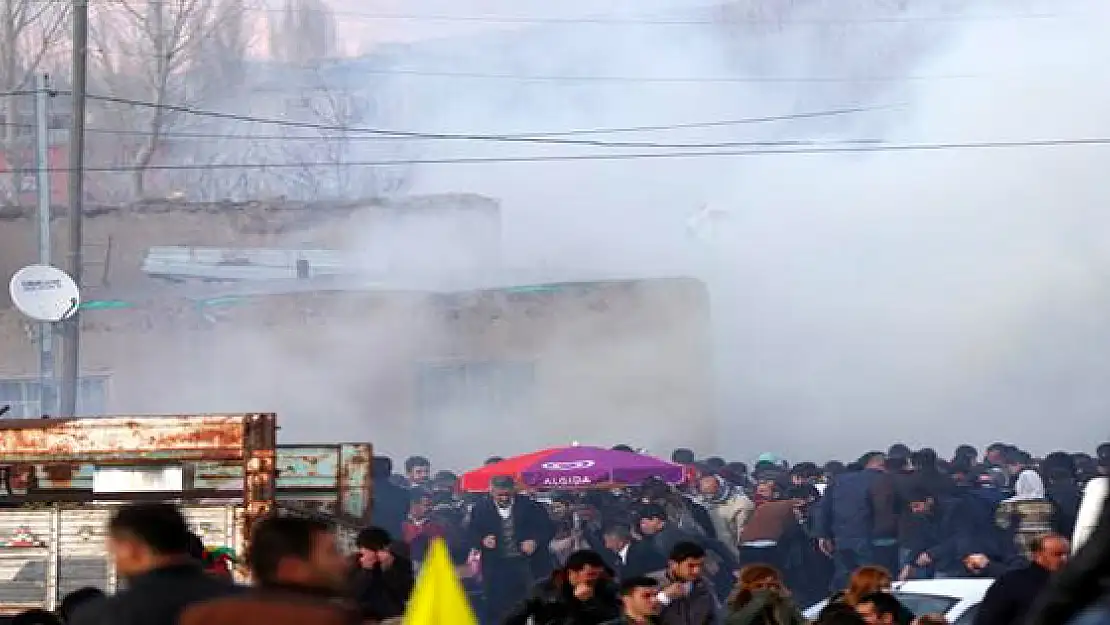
[[5, 440, 1110, 625]]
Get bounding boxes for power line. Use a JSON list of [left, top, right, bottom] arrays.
[[38, 137, 1110, 172], [477, 106, 899, 137], [240, 7, 1066, 25], [83, 93, 896, 149], [39, 59, 984, 84], [265, 66, 983, 84], [0, 119, 886, 148]]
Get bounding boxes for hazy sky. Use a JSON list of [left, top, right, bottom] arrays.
[[259, 0, 729, 49]]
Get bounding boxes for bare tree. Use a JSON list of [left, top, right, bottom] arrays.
[[268, 0, 336, 65], [273, 68, 412, 200], [0, 0, 69, 200], [88, 0, 249, 199]]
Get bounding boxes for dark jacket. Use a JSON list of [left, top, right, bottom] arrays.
[[648, 572, 719, 625], [869, 470, 900, 540], [643, 524, 739, 580], [503, 576, 622, 625], [179, 584, 360, 625], [825, 593, 914, 625], [896, 470, 952, 552], [973, 563, 1051, 625], [1046, 478, 1083, 538], [349, 554, 415, 621], [685, 498, 719, 541], [607, 539, 668, 580], [469, 494, 557, 578], [372, 478, 411, 539], [69, 562, 242, 625], [924, 486, 1018, 577], [818, 470, 882, 548]]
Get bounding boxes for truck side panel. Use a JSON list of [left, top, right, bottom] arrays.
[[0, 505, 242, 613], [338, 443, 372, 522], [29, 444, 372, 521]]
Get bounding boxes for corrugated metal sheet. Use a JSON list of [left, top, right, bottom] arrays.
[[142, 246, 353, 281], [0, 415, 266, 463], [0, 504, 244, 606], [0, 510, 51, 610], [57, 508, 110, 599]]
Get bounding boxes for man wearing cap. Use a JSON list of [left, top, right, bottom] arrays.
[[468, 475, 555, 623], [1072, 442, 1110, 553]]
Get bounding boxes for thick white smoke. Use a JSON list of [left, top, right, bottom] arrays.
[[85, 0, 1110, 468], [336, 0, 1110, 462]]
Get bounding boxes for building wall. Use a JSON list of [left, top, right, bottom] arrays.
[[0, 195, 501, 306], [0, 277, 714, 468]]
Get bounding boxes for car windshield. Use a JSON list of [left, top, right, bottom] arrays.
[[893, 592, 959, 616]]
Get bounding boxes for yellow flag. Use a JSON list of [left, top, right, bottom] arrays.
[[403, 538, 479, 625]]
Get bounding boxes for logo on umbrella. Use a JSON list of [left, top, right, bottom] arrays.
[[541, 460, 595, 471]]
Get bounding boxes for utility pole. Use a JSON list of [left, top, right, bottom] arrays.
[[34, 73, 56, 417], [60, 0, 89, 417]]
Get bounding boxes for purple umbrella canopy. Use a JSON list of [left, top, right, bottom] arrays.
[[517, 446, 684, 490]]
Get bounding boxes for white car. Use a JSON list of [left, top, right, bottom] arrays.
[[803, 578, 994, 624]]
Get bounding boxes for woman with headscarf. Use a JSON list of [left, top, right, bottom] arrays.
[[995, 469, 1056, 561]]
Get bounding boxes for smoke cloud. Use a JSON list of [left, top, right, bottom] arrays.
[[339, 0, 1110, 462], [94, 0, 1110, 468]]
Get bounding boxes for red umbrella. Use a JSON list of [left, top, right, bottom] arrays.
[[459, 446, 683, 492]]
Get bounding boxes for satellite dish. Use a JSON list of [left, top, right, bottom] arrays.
[[9, 264, 80, 322]]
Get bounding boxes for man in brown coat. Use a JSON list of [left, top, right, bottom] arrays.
[[180, 516, 360, 625]]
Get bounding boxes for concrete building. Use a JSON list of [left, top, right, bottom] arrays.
[[0, 197, 714, 466]]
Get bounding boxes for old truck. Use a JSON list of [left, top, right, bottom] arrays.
[[0, 414, 371, 613]]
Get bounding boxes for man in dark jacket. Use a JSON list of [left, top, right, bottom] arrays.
[[974, 533, 1069, 625], [637, 505, 738, 599], [602, 576, 663, 625], [469, 476, 556, 624], [855, 591, 913, 625], [601, 523, 667, 580], [907, 471, 1018, 579], [504, 549, 621, 625], [818, 452, 895, 590], [69, 503, 241, 625], [649, 542, 719, 625], [1043, 452, 1083, 538], [895, 450, 953, 580], [372, 456, 411, 539], [349, 527, 415, 622]]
